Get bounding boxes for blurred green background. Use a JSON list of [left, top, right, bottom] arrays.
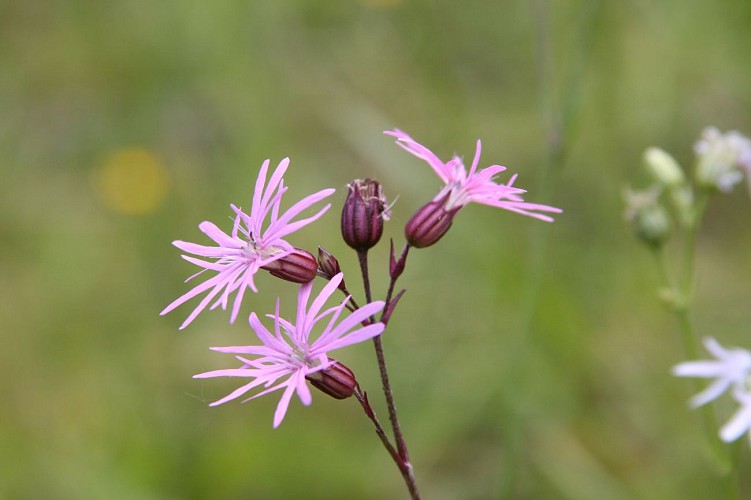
[[2, 0, 750, 498]]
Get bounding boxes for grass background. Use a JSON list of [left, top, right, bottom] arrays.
[[1, 0, 750, 498]]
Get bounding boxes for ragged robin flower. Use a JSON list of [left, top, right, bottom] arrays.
[[161, 158, 335, 329], [193, 273, 385, 428], [385, 129, 562, 248]]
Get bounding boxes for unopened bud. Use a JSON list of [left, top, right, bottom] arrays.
[[634, 204, 671, 248], [316, 246, 347, 291], [306, 360, 357, 400], [644, 147, 685, 188], [341, 178, 389, 251], [404, 194, 460, 248], [262, 248, 318, 283], [317, 246, 342, 279], [623, 186, 672, 248]]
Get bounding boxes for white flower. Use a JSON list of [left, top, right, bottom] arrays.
[[694, 126, 751, 193], [672, 337, 751, 408]]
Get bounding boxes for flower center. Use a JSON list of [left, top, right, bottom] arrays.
[[437, 182, 469, 211], [279, 324, 317, 367], [241, 241, 285, 261]]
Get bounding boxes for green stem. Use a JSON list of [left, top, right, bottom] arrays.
[[653, 193, 737, 496], [681, 191, 709, 307]]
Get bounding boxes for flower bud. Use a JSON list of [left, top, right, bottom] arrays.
[[623, 186, 671, 248], [316, 246, 347, 291], [341, 178, 389, 251], [262, 248, 318, 284], [316, 246, 341, 280], [644, 147, 685, 188], [306, 360, 357, 400], [404, 194, 461, 248], [633, 204, 671, 248]]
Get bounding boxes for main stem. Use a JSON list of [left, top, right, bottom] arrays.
[[357, 249, 420, 500]]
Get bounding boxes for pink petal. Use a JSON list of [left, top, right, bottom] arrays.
[[315, 299, 385, 347], [174, 240, 239, 258], [260, 158, 290, 213], [303, 274, 343, 334], [251, 159, 271, 221], [180, 255, 234, 272], [314, 323, 385, 354], [384, 129, 452, 183], [468, 140, 482, 177], [206, 378, 268, 406], [296, 371, 313, 406], [160, 269, 237, 321], [250, 312, 292, 354], [273, 377, 298, 428], [198, 221, 241, 248], [263, 189, 335, 242], [295, 280, 314, 341]]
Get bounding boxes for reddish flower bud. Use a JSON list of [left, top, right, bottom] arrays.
[[317, 246, 342, 279], [306, 360, 357, 400], [316, 246, 347, 291], [262, 248, 318, 283], [341, 178, 389, 251], [404, 194, 461, 248]]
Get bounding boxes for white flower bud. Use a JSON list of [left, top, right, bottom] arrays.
[[644, 147, 685, 188]]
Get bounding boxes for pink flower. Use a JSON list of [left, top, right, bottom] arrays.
[[194, 273, 385, 428], [384, 129, 562, 221], [161, 158, 335, 329]]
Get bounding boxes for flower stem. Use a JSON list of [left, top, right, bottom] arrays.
[[652, 196, 737, 495], [354, 386, 401, 466], [680, 192, 708, 301], [357, 249, 421, 500]]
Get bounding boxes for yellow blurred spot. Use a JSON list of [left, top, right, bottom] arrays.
[[93, 148, 170, 215], [361, 0, 403, 8]]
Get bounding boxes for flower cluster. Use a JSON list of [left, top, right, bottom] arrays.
[[673, 337, 751, 443], [163, 129, 560, 428], [625, 127, 751, 248], [626, 126, 751, 451], [694, 127, 751, 193]]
